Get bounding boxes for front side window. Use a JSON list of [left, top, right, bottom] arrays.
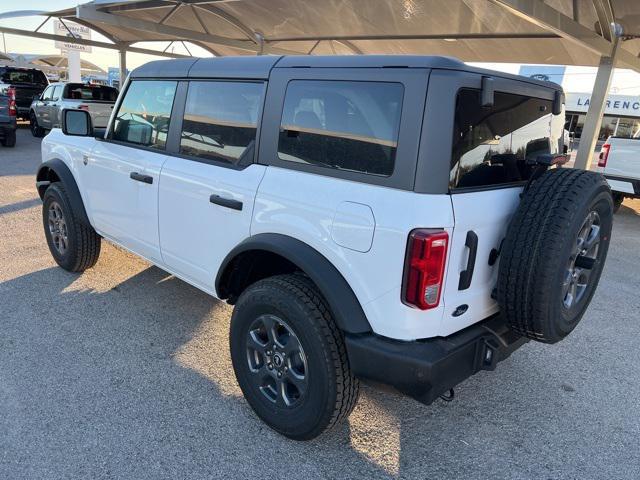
[[111, 80, 177, 150], [450, 89, 558, 189], [41, 86, 54, 101], [180, 81, 263, 164], [52, 85, 62, 101], [278, 80, 403, 177]]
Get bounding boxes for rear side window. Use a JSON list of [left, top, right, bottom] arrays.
[[180, 81, 263, 164], [64, 84, 118, 101], [111, 80, 177, 150], [278, 80, 403, 177], [450, 89, 557, 190]]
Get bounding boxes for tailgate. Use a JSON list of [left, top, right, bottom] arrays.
[[601, 138, 640, 180], [13, 85, 44, 109], [86, 102, 115, 127]]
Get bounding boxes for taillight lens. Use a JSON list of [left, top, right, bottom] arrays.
[[78, 104, 90, 112], [402, 229, 449, 310], [598, 143, 610, 168], [7, 87, 16, 117]]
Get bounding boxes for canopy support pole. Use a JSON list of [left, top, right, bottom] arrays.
[[119, 48, 127, 88], [574, 40, 619, 170]]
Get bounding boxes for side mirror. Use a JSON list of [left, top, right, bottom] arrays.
[[62, 109, 93, 137]]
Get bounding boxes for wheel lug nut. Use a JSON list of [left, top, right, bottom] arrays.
[[277, 372, 282, 378], [267, 363, 273, 370]]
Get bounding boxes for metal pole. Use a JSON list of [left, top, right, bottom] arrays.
[[573, 42, 619, 170], [118, 48, 127, 88]]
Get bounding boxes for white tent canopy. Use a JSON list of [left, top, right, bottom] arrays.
[[4, 54, 105, 76]]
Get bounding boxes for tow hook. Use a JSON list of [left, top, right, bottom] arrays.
[[439, 388, 455, 402]]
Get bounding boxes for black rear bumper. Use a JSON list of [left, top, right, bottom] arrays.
[[345, 315, 528, 405]]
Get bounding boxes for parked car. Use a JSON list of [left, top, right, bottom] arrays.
[[0, 86, 16, 147], [0, 65, 48, 120], [29, 82, 118, 137], [36, 56, 613, 441], [597, 134, 640, 211]]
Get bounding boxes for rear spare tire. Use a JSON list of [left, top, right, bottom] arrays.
[[497, 168, 613, 344]]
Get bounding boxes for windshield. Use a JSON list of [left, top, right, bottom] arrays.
[[64, 84, 118, 102], [0, 68, 48, 85]]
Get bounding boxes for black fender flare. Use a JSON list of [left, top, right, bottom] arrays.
[[216, 233, 372, 334], [36, 159, 90, 226]]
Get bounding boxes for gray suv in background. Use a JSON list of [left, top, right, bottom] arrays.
[[30, 82, 118, 137]]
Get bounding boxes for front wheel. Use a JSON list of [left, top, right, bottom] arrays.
[[30, 112, 45, 138], [0, 130, 15, 147], [42, 183, 101, 272], [230, 274, 359, 440]]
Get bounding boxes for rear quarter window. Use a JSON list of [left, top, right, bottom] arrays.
[[450, 89, 561, 190], [277, 80, 403, 177]]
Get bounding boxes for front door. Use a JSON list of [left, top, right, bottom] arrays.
[[81, 79, 178, 263], [158, 80, 266, 293]]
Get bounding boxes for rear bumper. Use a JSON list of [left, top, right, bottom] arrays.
[[605, 174, 640, 197], [345, 315, 528, 405]]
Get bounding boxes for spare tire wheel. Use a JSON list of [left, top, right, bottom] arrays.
[[497, 168, 613, 344]]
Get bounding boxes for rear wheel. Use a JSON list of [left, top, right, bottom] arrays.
[[230, 274, 359, 440], [42, 183, 101, 272], [498, 168, 613, 343], [30, 112, 45, 138], [612, 192, 624, 213]]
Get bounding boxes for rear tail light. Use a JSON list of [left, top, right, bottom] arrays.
[[78, 104, 90, 112], [402, 229, 449, 310], [598, 143, 610, 168], [7, 87, 16, 117]]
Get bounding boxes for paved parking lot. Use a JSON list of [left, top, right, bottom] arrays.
[[1, 125, 639, 479]]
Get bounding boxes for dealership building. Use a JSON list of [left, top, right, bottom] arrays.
[[565, 92, 640, 142]]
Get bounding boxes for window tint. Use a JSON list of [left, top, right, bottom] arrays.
[[64, 84, 118, 101], [278, 80, 403, 177], [450, 89, 559, 189], [0, 68, 48, 85], [111, 80, 177, 150], [180, 81, 263, 164], [41, 86, 54, 101], [52, 85, 62, 101]]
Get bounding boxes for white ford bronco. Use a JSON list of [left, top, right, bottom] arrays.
[[36, 56, 613, 440]]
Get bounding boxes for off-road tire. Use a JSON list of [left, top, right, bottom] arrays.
[[30, 112, 46, 138], [1, 130, 16, 147], [497, 168, 613, 344], [230, 274, 359, 440], [612, 192, 624, 213], [42, 183, 101, 272]]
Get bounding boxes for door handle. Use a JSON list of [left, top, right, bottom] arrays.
[[458, 230, 478, 291], [129, 172, 153, 184], [209, 194, 243, 211]]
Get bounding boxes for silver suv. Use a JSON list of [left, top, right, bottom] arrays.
[[29, 82, 118, 137]]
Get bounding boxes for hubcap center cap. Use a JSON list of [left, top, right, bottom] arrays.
[[273, 352, 284, 367]]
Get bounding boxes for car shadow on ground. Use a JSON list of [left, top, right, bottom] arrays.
[[2, 202, 639, 479], [0, 264, 401, 478]]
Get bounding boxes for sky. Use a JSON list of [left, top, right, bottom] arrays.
[[0, 0, 211, 72], [2, 0, 640, 94]]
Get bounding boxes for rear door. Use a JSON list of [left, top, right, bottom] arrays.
[[431, 71, 563, 336], [34, 85, 54, 128], [157, 79, 267, 293]]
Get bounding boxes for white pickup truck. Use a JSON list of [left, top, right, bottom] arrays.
[[597, 135, 640, 211]]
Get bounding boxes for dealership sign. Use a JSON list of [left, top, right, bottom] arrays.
[[566, 92, 640, 117], [53, 20, 92, 53]]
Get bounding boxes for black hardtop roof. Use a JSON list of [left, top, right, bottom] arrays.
[[129, 55, 562, 91]]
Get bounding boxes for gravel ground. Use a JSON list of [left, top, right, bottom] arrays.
[[1, 126, 639, 479]]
